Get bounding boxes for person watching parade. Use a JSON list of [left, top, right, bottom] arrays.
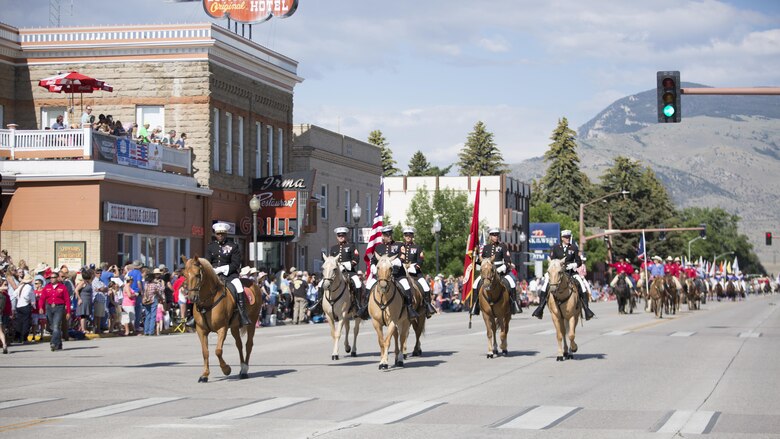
[[532, 229, 595, 321], [472, 228, 521, 315]]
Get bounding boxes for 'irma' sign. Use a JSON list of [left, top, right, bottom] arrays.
[[203, 0, 298, 23]]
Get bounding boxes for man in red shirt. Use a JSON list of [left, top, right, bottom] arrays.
[[663, 256, 683, 291], [41, 270, 70, 351], [609, 257, 637, 293]]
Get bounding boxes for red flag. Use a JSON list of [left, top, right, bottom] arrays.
[[461, 178, 481, 304]]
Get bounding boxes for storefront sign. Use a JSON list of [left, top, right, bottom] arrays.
[[529, 222, 560, 251], [191, 225, 205, 237], [54, 241, 86, 270], [203, 0, 298, 23], [104, 202, 159, 226], [251, 171, 315, 241]]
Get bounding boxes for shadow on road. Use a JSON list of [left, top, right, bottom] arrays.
[[328, 360, 376, 367], [247, 368, 297, 379], [568, 353, 606, 361], [412, 350, 457, 358], [506, 350, 539, 357], [129, 362, 185, 368], [393, 360, 445, 369]]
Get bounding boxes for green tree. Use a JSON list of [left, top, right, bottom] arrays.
[[405, 186, 472, 276], [407, 150, 431, 176], [457, 121, 508, 176], [368, 129, 400, 177], [537, 117, 591, 218]]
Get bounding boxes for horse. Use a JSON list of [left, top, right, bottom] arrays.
[[183, 257, 262, 383], [477, 257, 511, 359], [648, 277, 666, 319], [368, 254, 411, 370], [684, 278, 701, 311], [714, 282, 724, 301], [320, 254, 361, 360], [614, 274, 632, 315], [546, 259, 580, 361], [404, 263, 427, 359], [726, 280, 737, 301], [663, 275, 680, 315]]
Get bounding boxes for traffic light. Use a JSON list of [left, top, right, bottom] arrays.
[[767, 232, 773, 246], [659, 226, 666, 241], [657, 71, 681, 123], [700, 224, 707, 239]]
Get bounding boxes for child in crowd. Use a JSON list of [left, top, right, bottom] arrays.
[[32, 278, 46, 341], [156, 301, 165, 335]]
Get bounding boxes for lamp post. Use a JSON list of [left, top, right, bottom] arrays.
[[249, 194, 261, 271], [578, 190, 630, 251], [687, 236, 705, 261], [351, 202, 362, 245], [714, 251, 734, 262], [432, 216, 441, 274], [518, 231, 527, 279]]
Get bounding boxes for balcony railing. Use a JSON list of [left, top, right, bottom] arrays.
[[0, 125, 191, 175]]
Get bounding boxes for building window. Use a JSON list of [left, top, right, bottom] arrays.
[[344, 189, 351, 224], [365, 193, 372, 226], [41, 106, 67, 129], [320, 184, 328, 220], [238, 116, 244, 176], [212, 108, 220, 171], [277, 127, 284, 173], [267, 125, 274, 175], [255, 122, 262, 178], [136, 105, 165, 135], [117, 233, 135, 267], [225, 112, 233, 174], [0, 104, 4, 127]]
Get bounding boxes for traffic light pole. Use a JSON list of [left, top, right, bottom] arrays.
[[681, 87, 780, 95], [584, 226, 706, 243]]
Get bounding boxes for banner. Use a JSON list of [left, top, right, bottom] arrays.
[[461, 178, 481, 305], [364, 178, 384, 281], [203, 0, 298, 24], [528, 223, 560, 251], [91, 131, 117, 162]]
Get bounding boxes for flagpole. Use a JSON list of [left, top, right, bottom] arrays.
[[642, 230, 649, 296], [467, 247, 477, 329]]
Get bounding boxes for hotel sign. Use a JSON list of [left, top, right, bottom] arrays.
[[104, 202, 159, 226], [203, 0, 298, 23]]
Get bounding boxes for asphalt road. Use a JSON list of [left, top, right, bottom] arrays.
[[1, 295, 779, 439]]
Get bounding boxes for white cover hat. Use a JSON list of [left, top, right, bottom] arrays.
[[561, 230, 572, 237], [334, 227, 349, 234], [488, 227, 500, 234], [212, 222, 230, 233], [402, 226, 416, 234]]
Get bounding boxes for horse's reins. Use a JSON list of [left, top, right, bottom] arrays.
[[373, 277, 401, 326], [189, 267, 229, 333]]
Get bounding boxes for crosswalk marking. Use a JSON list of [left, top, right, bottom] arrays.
[[534, 329, 557, 335], [346, 400, 443, 424], [670, 331, 695, 337], [60, 397, 184, 419], [499, 405, 579, 430], [0, 398, 59, 410], [739, 332, 760, 338], [194, 397, 313, 420], [656, 410, 718, 434], [604, 330, 630, 336]]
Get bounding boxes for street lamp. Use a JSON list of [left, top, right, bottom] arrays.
[[714, 251, 734, 262], [249, 194, 261, 271], [432, 216, 441, 274], [687, 235, 705, 261], [351, 202, 362, 245], [578, 190, 630, 251], [518, 231, 527, 280]]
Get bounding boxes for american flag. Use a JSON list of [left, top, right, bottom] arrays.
[[363, 177, 384, 281]]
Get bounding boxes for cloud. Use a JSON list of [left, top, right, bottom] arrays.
[[478, 35, 510, 53]]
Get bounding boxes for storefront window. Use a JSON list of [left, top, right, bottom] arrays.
[[118, 233, 188, 269]]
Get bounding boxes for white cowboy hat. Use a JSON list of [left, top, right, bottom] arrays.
[[239, 266, 251, 276], [34, 262, 48, 273], [652, 255, 662, 261], [666, 256, 673, 262], [257, 271, 268, 279], [334, 227, 349, 234], [152, 268, 163, 275], [561, 230, 572, 237], [488, 227, 500, 234], [212, 222, 230, 233], [248, 267, 258, 275], [20, 273, 34, 284], [674, 257, 681, 262], [110, 277, 124, 287], [402, 226, 416, 234]]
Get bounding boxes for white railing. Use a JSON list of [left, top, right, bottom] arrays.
[[161, 145, 193, 174]]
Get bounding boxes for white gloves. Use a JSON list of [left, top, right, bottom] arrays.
[[566, 263, 578, 270], [392, 258, 402, 267], [408, 264, 417, 274], [340, 262, 352, 271], [214, 265, 229, 275], [496, 263, 507, 274]]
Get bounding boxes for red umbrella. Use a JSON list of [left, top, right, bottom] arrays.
[[38, 71, 114, 123]]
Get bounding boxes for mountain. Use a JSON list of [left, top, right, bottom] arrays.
[[510, 85, 780, 273]]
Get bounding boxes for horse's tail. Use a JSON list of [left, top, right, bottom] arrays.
[[240, 326, 247, 338]]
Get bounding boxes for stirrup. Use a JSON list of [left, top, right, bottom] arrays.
[[531, 304, 544, 319], [185, 317, 195, 327], [407, 305, 419, 319]]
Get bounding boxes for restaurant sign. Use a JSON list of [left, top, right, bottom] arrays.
[[203, 0, 298, 23], [250, 171, 315, 241], [104, 202, 159, 226]]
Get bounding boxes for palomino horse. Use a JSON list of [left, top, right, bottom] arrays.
[[648, 277, 666, 318], [320, 254, 361, 360], [368, 254, 411, 370], [184, 257, 262, 383], [404, 263, 427, 359], [546, 259, 580, 361], [614, 274, 633, 314], [477, 257, 511, 358]]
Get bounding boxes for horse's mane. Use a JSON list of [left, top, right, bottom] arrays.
[[190, 257, 219, 285]]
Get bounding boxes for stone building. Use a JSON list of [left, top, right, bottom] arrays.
[[0, 22, 303, 270]]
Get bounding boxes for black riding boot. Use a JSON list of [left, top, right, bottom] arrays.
[[423, 289, 436, 318], [471, 280, 482, 315], [402, 287, 420, 319], [233, 285, 251, 326], [503, 279, 521, 315], [186, 315, 196, 327], [532, 285, 549, 319], [357, 287, 369, 320], [579, 289, 595, 321]]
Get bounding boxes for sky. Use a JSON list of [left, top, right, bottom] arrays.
[[2, 0, 780, 172]]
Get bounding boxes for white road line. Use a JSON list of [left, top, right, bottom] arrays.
[[604, 330, 630, 336], [670, 331, 695, 337], [499, 405, 579, 430], [194, 397, 313, 420], [347, 400, 443, 424], [657, 410, 717, 434], [276, 333, 308, 338], [534, 329, 557, 335], [144, 424, 231, 429], [739, 331, 760, 338], [60, 397, 183, 419], [0, 398, 59, 410]]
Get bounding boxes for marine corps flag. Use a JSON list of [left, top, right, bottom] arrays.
[[461, 178, 481, 306]]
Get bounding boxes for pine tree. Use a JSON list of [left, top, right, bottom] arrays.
[[368, 129, 399, 177], [538, 117, 591, 218], [407, 150, 431, 176], [457, 121, 507, 176]]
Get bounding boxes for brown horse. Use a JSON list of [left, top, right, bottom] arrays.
[[405, 263, 427, 359], [648, 277, 666, 318], [184, 257, 262, 383], [684, 278, 701, 311], [478, 257, 511, 358], [726, 280, 737, 301], [368, 254, 410, 370], [663, 275, 680, 315], [546, 259, 580, 361], [320, 254, 361, 360]]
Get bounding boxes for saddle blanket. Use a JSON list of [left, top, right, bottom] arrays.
[[243, 287, 255, 306]]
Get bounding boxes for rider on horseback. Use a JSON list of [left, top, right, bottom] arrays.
[[664, 256, 684, 291], [366, 226, 419, 318], [330, 227, 364, 318], [531, 229, 595, 321], [398, 227, 436, 318], [472, 228, 521, 315], [188, 222, 251, 327], [609, 257, 637, 296]]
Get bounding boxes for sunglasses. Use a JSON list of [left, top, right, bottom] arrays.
[[336, 234, 346, 237]]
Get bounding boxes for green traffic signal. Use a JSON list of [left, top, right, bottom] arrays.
[[657, 71, 681, 123], [663, 104, 675, 117]]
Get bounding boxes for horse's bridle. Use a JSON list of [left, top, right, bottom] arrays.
[[323, 269, 348, 308], [187, 269, 203, 303]]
